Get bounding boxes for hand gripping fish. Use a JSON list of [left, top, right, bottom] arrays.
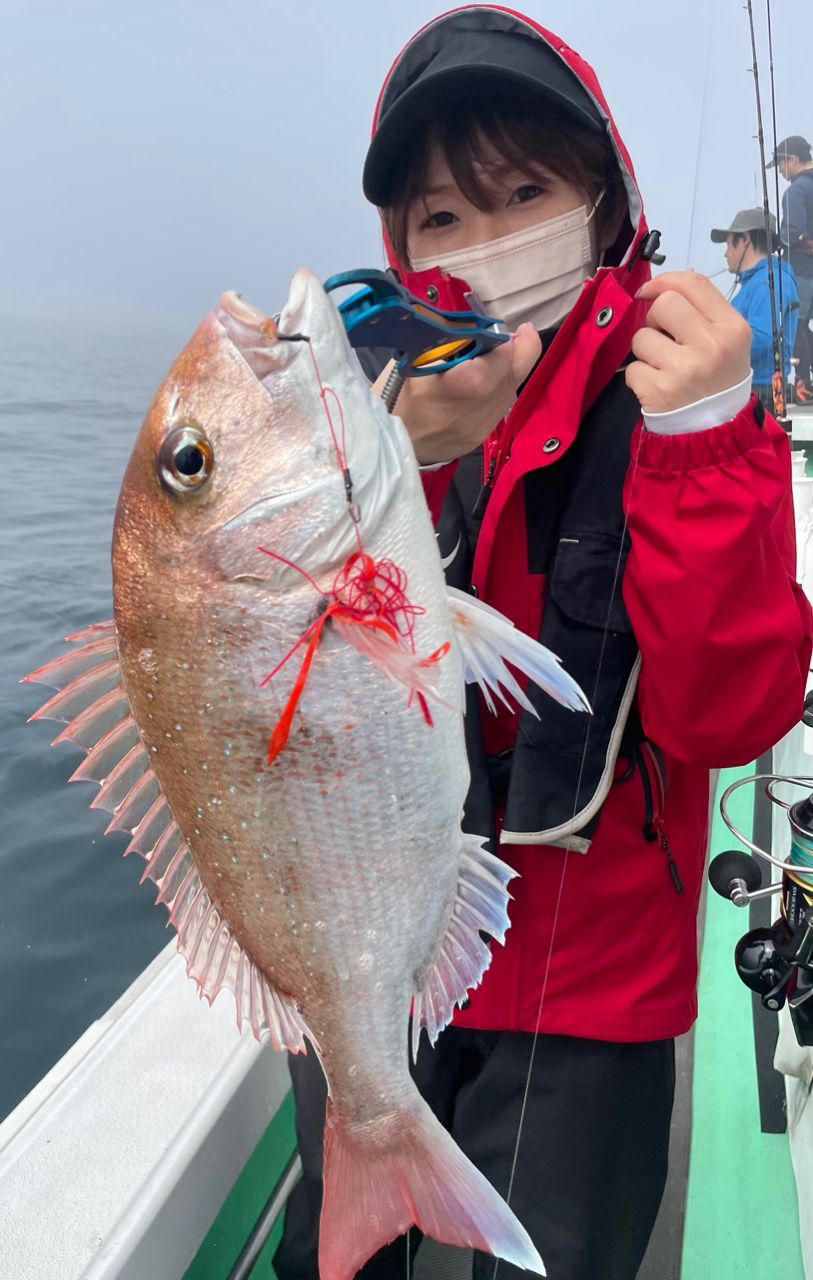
[[25, 271, 589, 1279]]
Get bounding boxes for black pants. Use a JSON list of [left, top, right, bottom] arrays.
[[794, 279, 813, 386], [274, 1027, 676, 1280], [795, 325, 813, 387]]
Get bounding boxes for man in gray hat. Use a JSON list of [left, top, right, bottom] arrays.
[[768, 136, 813, 401], [710, 209, 798, 410]]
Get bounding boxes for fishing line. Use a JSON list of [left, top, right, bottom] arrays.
[[686, 0, 715, 267], [293, 271, 655, 1276], [491, 424, 649, 1280], [746, 0, 786, 415], [727, 247, 749, 302], [259, 338, 449, 763], [305, 338, 364, 538], [494, 4, 721, 1250]]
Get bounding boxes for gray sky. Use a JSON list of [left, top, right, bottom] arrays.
[[2, 0, 810, 330]]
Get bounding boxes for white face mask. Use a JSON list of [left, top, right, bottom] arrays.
[[411, 192, 605, 332]]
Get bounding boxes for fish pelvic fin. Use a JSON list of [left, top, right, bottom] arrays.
[[24, 622, 312, 1055], [412, 833, 515, 1059], [319, 1095, 545, 1280], [447, 586, 591, 716]]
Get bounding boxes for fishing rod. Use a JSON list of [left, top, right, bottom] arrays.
[[745, 0, 787, 419], [765, 0, 788, 402]]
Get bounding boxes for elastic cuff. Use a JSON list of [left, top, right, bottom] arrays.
[[637, 397, 768, 471], [643, 371, 753, 434]]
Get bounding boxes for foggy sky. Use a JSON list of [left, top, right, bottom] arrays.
[[2, 0, 810, 331]]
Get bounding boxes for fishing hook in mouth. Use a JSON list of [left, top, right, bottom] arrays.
[[271, 314, 311, 344]]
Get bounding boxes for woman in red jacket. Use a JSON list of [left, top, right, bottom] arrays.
[[276, 8, 813, 1279]]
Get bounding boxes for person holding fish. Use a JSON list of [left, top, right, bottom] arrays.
[[275, 6, 813, 1280]]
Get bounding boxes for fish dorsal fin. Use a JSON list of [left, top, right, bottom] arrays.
[[411, 834, 516, 1059], [25, 624, 311, 1053]]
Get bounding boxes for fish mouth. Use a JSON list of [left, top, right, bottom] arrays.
[[277, 268, 315, 340], [216, 290, 289, 384], [211, 271, 405, 590], [219, 290, 280, 335], [215, 273, 341, 537], [216, 271, 326, 384]]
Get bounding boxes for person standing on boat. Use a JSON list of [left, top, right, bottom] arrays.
[[275, 10, 813, 1280], [768, 135, 813, 403], [710, 208, 799, 411]]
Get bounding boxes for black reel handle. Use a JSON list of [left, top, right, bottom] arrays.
[[708, 849, 763, 901]]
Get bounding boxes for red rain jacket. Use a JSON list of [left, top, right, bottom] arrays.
[[373, 6, 813, 1042]]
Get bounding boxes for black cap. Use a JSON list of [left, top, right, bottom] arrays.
[[363, 27, 604, 207], [710, 208, 778, 246], [767, 135, 812, 167]]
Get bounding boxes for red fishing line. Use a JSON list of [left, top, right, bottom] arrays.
[[260, 350, 450, 762], [305, 341, 364, 552], [259, 546, 448, 762], [332, 552, 425, 647]]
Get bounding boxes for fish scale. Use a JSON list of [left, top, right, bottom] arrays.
[[25, 270, 590, 1280]]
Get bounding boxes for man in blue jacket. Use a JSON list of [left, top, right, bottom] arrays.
[[769, 135, 813, 402], [711, 208, 799, 410]]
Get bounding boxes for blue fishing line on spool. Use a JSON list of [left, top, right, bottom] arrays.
[[788, 825, 813, 890]]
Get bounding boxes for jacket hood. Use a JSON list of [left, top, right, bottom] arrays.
[[368, 5, 648, 277]]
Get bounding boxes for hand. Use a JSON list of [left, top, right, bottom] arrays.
[[376, 324, 542, 465], [626, 271, 752, 414]]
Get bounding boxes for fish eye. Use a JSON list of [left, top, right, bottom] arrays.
[[158, 425, 214, 495]]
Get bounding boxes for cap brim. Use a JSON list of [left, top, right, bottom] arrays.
[[710, 229, 731, 243], [364, 63, 604, 207]]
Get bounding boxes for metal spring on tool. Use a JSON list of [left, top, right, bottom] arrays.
[[380, 364, 406, 413]]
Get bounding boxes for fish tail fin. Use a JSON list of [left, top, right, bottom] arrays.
[[318, 1096, 545, 1280]]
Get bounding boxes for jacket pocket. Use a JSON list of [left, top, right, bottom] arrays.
[[547, 531, 633, 634]]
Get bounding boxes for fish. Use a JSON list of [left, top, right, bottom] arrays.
[[24, 271, 589, 1279]]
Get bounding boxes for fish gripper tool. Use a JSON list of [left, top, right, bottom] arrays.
[[324, 269, 510, 411]]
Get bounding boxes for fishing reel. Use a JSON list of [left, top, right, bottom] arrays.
[[710, 769, 813, 1046]]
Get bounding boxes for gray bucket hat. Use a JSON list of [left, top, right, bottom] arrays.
[[710, 208, 778, 247]]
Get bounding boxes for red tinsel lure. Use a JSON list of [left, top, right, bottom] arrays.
[[260, 550, 450, 765]]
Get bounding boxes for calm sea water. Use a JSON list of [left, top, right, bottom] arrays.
[[0, 316, 195, 1119]]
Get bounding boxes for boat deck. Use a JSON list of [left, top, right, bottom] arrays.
[[179, 766, 808, 1280]]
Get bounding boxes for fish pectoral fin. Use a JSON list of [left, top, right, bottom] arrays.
[[25, 623, 314, 1055], [447, 586, 591, 717], [412, 834, 515, 1059]]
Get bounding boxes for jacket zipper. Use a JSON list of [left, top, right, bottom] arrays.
[[656, 824, 684, 896], [636, 743, 683, 895], [472, 453, 497, 519], [472, 437, 502, 519]]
